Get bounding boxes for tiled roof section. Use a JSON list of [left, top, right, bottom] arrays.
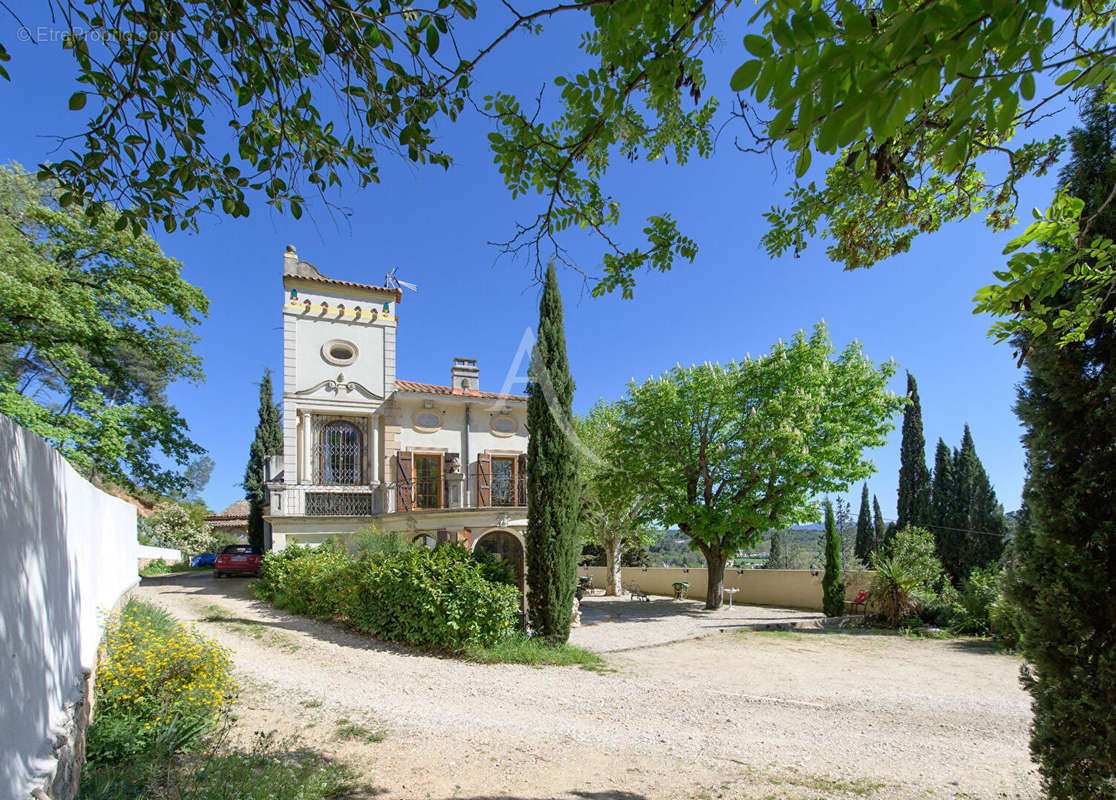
[[286, 272, 403, 301], [395, 379, 527, 402], [206, 500, 250, 522]]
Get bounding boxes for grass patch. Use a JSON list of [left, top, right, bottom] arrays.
[[739, 765, 887, 797], [81, 731, 355, 800], [139, 558, 213, 577], [334, 718, 383, 743], [463, 635, 605, 667], [300, 698, 323, 709], [200, 604, 300, 652]]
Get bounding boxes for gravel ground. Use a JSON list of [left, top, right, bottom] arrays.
[[573, 596, 824, 653], [136, 573, 1040, 800]]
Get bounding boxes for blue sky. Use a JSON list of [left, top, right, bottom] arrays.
[[1, 7, 1070, 521]]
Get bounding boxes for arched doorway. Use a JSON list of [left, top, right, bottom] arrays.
[[473, 530, 525, 595]]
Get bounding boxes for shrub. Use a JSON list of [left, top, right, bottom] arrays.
[[339, 545, 520, 650], [257, 543, 521, 651], [950, 565, 1001, 635], [471, 545, 518, 586], [345, 526, 407, 558], [885, 526, 945, 592], [869, 554, 921, 627], [145, 500, 217, 557], [88, 599, 234, 765], [255, 545, 355, 619]]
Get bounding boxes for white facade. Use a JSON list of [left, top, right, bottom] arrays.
[[266, 248, 529, 577]]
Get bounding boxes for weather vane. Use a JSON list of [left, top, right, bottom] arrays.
[[383, 267, 418, 293]]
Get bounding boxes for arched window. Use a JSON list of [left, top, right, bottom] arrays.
[[319, 421, 363, 484]]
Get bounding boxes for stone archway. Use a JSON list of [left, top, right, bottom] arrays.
[[473, 529, 525, 595]]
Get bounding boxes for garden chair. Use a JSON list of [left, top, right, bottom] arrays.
[[626, 583, 650, 602], [845, 589, 870, 614]]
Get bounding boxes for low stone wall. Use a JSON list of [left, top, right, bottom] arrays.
[[580, 566, 872, 612]]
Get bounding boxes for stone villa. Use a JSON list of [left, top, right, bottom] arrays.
[[264, 247, 528, 587]]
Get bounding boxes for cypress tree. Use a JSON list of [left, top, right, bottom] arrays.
[[930, 437, 964, 580], [525, 263, 579, 644], [946, 425, 1006, 581], [872, 494, 887, 553], [244, 370, 282, 551], [896, 372, 931, 529], [821, 500, 844, 617], [1005, 90, 1116, 798], [855, 483, 873, 561], [765, 530, 784, 569]]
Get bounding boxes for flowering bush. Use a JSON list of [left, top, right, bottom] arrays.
[[145, 500, 217, 556], [88, 598, 235, 763]]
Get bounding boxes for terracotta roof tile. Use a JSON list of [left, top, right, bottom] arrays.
[[394, 379, 526, 402], [206, 499, 251, 522], [286, 272, 403, 301]]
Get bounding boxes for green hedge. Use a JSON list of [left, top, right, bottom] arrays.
[[256, 543, 520, 651]]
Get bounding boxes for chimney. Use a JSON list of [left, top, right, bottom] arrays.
[[451, 358, 479, 392], [283, 244, 299, 275]]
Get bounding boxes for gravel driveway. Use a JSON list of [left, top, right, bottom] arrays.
[[136, 573, 1039, 800]]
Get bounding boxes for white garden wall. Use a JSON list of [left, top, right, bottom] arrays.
[[0, 414, 138, 800]]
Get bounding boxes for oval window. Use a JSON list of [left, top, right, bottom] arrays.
[[414, 411, 441, 431], [322, 339, 358, 366], [490, 415, 517, 436]]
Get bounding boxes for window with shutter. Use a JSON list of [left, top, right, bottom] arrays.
[[413, 454, 442, 509], [395, 451, 413, 511], [476, 453, 492, 507]]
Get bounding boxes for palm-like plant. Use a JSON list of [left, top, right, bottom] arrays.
[[869, 555, 921, 627]]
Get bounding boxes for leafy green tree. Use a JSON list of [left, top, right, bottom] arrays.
[[611, 322, 901, 609], [855, 483, 874, 562], [575, 399, 653, 596], [1004, 90, 1116, 798], [872, 494, 887, 554], [896, 373, 930, 529], [526, 263, 579, 644], [821, 500, 844, 617], [0, 163, 207, 493], [180, 455, 215, 502], [244, 370, 281, 551], [11, 2, 1116, 322]]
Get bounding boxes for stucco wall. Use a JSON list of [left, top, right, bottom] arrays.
[[579, 566, 873, 612], [137, 544, 183, 568], [0, 415, 139, 800]]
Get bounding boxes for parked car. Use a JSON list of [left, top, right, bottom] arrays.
[[214, 545, 263, 578]]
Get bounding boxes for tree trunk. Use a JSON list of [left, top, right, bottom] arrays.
[[704, 546, 726, 610], [603, 535, 623, 596]]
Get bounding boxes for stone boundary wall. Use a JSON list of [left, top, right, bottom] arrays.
[[580, 566, 873, 612], [1, 415, 139, 800]]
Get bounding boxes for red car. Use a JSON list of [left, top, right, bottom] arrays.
[[214, 545, 263, 578]]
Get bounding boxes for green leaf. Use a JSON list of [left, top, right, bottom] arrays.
[[68, 92, 87, 110], [730, 60, 762, 92], [744, 34, 774, 58], [1020, 72, 1035, 100], [795, 148, 812, 178]]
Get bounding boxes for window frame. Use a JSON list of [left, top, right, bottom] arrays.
[[318, 420, 364, 485]]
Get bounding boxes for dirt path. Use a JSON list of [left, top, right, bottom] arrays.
[[136, 573, 1040, 800]]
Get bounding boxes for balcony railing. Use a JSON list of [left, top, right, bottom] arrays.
[[306, 491, 374, 516]]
